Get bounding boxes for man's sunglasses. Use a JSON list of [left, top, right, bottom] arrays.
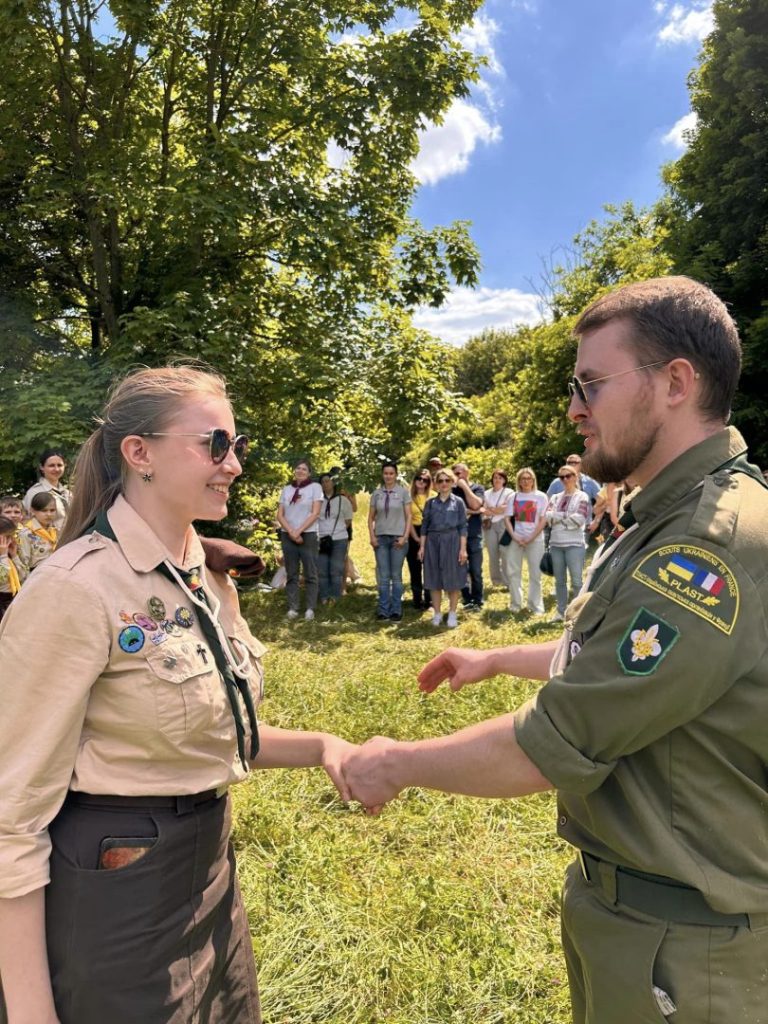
[[567, 360, 670, 406], [141, 429, 249, 464]]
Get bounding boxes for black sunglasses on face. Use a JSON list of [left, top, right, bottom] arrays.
[[567, 360, 670, 405], [141, 429, 249, 464], [559, 473, 575, 480]]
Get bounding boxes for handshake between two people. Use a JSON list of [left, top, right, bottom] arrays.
[[318, 644, 555, 814]]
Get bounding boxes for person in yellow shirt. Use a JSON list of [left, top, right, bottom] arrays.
[[0, 516, 27, 621], [406, 469, 433, 609]]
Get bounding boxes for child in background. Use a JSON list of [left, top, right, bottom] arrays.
[[18, 492, 59, 572], [0, 496, 25, 527], [0, 516, 27, 620]]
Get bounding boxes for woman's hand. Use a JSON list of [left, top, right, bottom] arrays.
[[418, 546, 425, 562], [321, 735, 359, 802], [0, 534, 10, 557], [458, 548, 468, 565], [369, 534, 379, 549], [394, 535, 407, 549]]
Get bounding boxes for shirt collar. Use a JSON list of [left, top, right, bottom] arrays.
[[106, 494, 206, 574], [630, 426, 747, 525]]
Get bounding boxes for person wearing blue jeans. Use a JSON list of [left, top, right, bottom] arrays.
[[317, 474, 353, 603], [545, 467, 591, 620], [368, 462, 412, 621], [451, 463, 485, 609]]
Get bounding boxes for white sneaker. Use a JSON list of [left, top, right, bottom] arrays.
[[304, 609, 315, 621], [286, 609, 299, 620], [446, 611, 458, 629], [431, 613, 443, 627], [509, 604, 521, 613]]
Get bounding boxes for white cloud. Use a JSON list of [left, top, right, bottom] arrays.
[[661, 111, 698, 150], [412, 286, 542, 346], [657, 2, 714, 44], [412, 100, 501, 185]]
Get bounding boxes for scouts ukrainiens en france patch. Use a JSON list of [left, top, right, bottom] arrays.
[[631, 543, 739, 635]]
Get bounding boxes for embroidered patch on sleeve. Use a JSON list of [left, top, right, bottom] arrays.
[[617, 607, 680, 676], [631, 544, 739, 635]]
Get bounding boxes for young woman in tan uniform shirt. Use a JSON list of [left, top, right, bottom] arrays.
[[0, 366, 355, 1024]]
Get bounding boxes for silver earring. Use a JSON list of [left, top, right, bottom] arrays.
[[141, 472, 153, 483]]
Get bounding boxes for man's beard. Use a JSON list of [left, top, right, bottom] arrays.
[[582, 418, 661, 485]]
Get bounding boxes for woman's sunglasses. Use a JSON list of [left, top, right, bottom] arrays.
[[559, 473, 575, 480], [141, 429, 249, 464]]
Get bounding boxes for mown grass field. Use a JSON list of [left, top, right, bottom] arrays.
[[234, 497, 574, 1023]]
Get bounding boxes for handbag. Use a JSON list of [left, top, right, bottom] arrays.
[[319, 495, 342, 555], [539, 548, 554, 576], [499, 530, 513, 547]]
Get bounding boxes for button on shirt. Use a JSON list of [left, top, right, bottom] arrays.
[[515, 428, 768, 913], [0, 495, 266, 899], [421, 494, 468, 535]]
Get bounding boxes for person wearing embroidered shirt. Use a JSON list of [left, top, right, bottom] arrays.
[[17, 492, 59, 572], [502, 468, 548, 614], [0, 366, 356, 1024], [316, 473, 353, 604], [277, 459, 323, 621], [0, 516, 27, 621], [23, 448, 72, 532], [546, 468, 590, 621], [340, 276, 768, 1024], [368, 461, 412, 622], [481, 468, 513, 587]]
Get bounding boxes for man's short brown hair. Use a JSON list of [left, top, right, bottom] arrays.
[[574, 276, 741, 423]]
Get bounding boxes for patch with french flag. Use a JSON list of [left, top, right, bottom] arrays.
[[666, 554, 725, 595], [632, 543, 739, 636]]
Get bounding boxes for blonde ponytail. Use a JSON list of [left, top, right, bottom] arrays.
[[59, 365, 229, 546]]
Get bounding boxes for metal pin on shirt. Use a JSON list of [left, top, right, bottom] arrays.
[[197, 644, 208, 664]]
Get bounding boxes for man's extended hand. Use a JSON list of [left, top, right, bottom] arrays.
[[341, 736, 404, 813], [417, 647, 497, 693]]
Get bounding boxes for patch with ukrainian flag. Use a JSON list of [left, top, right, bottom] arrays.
[[632, 544, 739, 635], [617, 607, 680, 676]]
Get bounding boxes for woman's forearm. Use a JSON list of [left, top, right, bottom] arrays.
[[0, 888, 58, 1023], [252, 724, 328, 768]]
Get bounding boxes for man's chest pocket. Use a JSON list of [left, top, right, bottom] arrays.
[[145, 641, 219, 744]]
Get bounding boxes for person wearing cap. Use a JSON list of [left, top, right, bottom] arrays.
[[0, 366, 355, 1024], [341, 276, 768, 1024]]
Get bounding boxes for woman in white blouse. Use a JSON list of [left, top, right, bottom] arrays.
[[481, 468, 513, 587]]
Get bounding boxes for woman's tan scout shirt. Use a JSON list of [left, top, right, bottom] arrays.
[[0, 495, 265, 899]]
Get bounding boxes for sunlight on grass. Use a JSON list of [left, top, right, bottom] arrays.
[[234, 495, 573, 1023]]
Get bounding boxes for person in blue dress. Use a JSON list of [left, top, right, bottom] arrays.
[[419, 469, 468, 629]]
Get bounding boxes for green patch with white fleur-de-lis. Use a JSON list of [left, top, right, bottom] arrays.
[[617, 607, 680, 676]]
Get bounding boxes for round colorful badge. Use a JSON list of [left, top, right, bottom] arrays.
[[175, 606, 194, 628], [147, 596, 166, 620], [118, 625, 145, 654], [161, 618, 182, 636]]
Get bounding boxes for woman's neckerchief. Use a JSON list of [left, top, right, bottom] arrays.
[[289, 478, 312, 503]]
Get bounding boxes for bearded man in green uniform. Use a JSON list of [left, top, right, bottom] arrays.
[[341, 276, 768, 1024]]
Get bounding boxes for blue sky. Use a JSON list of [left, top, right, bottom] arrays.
[[410, 0, 714, 344]]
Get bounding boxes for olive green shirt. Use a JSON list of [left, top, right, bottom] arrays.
[[515, 427, 768, 913]]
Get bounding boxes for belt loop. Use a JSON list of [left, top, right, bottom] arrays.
[[748, 912, 768, 932], [175, 795, 195, 815], [598, 859, 618, 904]]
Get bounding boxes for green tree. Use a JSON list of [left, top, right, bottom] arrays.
[[0, 0, 482, 492], [663, 0, 768, 459], [408, 203, 673, 484]]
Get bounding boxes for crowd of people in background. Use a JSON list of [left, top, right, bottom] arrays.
[[272, 451, 617, 628], [1, 443, 619, 629]]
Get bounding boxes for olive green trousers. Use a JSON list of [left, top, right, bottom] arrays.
[[561, 860, 768, 1023]]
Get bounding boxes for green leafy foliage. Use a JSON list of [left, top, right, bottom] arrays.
[[662, 0, 768, 461], [0, 0, 482, 494]]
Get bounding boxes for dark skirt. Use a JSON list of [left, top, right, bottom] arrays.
[[39, 791, 261, 1024], [423, 531, 467, 592]]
